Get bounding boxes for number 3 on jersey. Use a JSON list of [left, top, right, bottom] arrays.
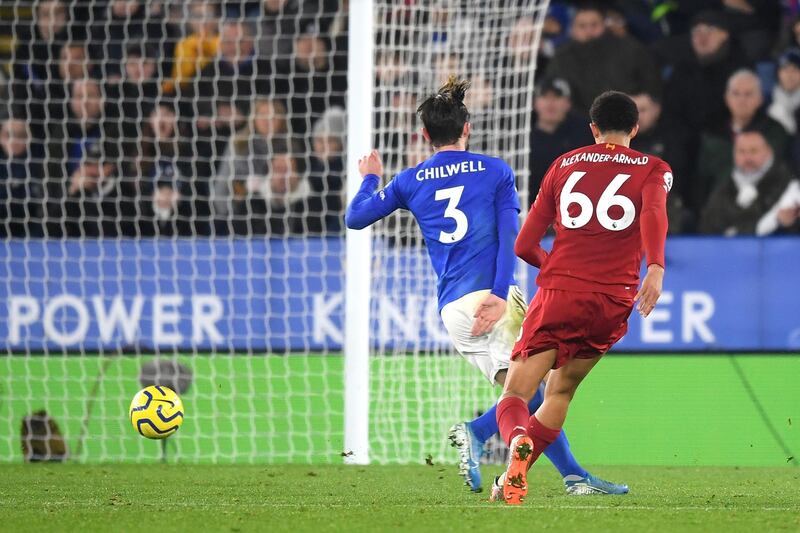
[[435, 186, 468, 243], [560, 171, 635, 231]]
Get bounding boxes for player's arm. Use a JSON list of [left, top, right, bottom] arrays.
[[634, 164, 671, 318], [471, 165, 520, 336], [514, 162, 557, 268], [492, 207, 519, 299], [345, 150, 403, 229]]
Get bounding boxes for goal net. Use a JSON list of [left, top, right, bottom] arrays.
[[0, 0, 548, 463], [368, 0, 546, 464]]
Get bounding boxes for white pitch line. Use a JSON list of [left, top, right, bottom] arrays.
[[15, 501, 798, 512]]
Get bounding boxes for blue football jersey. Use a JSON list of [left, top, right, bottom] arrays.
[[347, 150, 520, 311]]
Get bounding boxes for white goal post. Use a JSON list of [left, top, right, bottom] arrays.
[[344, 0, 375, 466]]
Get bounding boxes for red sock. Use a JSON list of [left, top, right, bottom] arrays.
[[496, 396, 530, 446], [527, 415, 562, 465]]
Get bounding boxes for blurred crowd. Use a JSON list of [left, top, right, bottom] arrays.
[[530, 0, 800, 235], [1, 0, 346, 238], [1, 0, 799, 238]]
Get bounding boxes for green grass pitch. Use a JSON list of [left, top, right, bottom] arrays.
[[1, 464, 798, 532]]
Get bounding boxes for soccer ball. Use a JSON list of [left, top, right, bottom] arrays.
[[129, 385, 185, 439]]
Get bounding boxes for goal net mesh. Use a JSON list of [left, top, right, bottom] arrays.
[[369, 0, 545, 463], [0, 0, 547, 463]]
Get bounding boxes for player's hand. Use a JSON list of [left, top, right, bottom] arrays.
[[634, 264, 664, 318], [68, 169, 97, 195], [471, 293, 507, 336], [358, 150, 383, 178]]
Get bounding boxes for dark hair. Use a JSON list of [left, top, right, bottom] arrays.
[[575, 1, 605, 17], [416, 76, 470, 147], [589, 91, 639, 134]]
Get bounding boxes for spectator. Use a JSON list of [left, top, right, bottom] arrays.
[[213, 97, 289, 221], [662, 11, 747, 138], [41, 77, 122, 235], [189, 19, 269, 125], [541, 3, 661, 117], [63, 141, 138, 237], [373, 55, 415, 170], [58, 42, 91, 84], [0, 117, 44, 237], [694, 69, 789, 214], [404, 132, 429, 169], [33, 0, 69, 43], [13, 0, 69, 91], [63, 79, 113, 177], [258, 0, 341, 61], [768, 48, 800, 134], [457, 73, 495, 150], [281, 31, 346, 135], [179, 18, 268, 236], [536, 5, 570, 73], [433, 53, 462, 86], [630, 92, 691, 233], [89, 0, 165, 82], [107, 43, 161, 172], [36, 41, 92, 125], [162, 0, 220, 95], [720, 0, 781, 63], [137, 102, 196, 236], [699, 130, 797, 235], [780, 15, 800, 51], [10, 0, 71, 133], [529, 79, 592, 201], [507, 15, 537, 69], [229, 140, 310, 236], [258, 0, 299, 59], [306, 106, 345, 234]]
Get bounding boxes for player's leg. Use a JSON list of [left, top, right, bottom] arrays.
[[470, 377, 585, 474], [479, 374, 627, 495], [463, 285, 527, 447], [441, 290, 500, 491], [539, 355, 629, 495], [444, 287, 526, 492], [494, 348, 558, 504], [535, 355, 601, 429], [525, 355, 601, 469]]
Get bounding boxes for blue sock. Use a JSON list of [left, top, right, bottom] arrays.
[[469, 383, 588, 478], [468, 403, 499, 443], [530, 383, 589, 478], [543, 430, 588, 478]]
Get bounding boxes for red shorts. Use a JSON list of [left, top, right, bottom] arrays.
[[511, 288, 634, 369]]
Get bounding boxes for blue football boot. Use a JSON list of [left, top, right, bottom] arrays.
[[564, 473, 630, 495], [448, 422, 484, 492]]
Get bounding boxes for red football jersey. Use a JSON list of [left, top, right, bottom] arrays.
[[517, 142, 671, 298]]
